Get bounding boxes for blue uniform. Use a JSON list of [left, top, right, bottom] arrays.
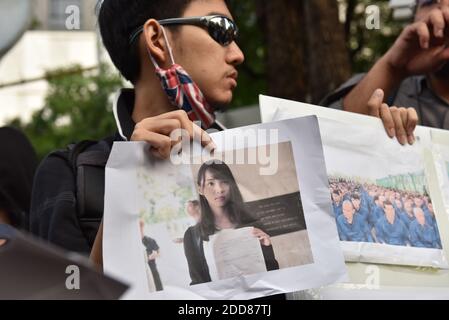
[[360, 190, 371, 211], [337, 214, 373, 243], [434, 223, 443, 248], [369, 205, 384, 228], [332, 202, 342, 217], [355, 206, 369, 224], [420, 208, 442, 247], [399, 211, 415, 230], [422, 207, 435, 225], [409, 220, 440, 249], [375, 215, 409, 246]]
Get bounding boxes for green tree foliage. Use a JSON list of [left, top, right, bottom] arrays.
[[9, 65, 122, 159], [343, 0, 406, 73], [228, 0, 406, 105], [8, 1, 409, 158]]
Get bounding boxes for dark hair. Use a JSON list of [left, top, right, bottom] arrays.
[[351, 193, 360, 201], [196, 160, 254, 239], [383, 200, 394, 208], [189, 199, 200, 207], [0, 127, 38, 229], [98, 0, 194, 84]]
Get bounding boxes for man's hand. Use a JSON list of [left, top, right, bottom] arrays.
[[367, 89, 418, 145], [131, 110, 216, 159], [148, 250, 159, 261], [384, 3, 449, 77], [90, 221, 104, 271]]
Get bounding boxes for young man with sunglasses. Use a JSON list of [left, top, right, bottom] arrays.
[[324, 0, 449, 135], [30, 0, 417, 275]]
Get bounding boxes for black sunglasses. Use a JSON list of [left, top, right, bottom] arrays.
[[129, 15, 239, 47], [417, 0, 440, 7]]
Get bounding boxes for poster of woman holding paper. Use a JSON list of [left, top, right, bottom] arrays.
[[183, 160, 279, 285]]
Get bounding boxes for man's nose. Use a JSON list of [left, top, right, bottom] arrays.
[[226, 41, 245, 66]]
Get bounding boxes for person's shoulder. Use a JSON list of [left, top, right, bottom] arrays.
[[184, 225, 196, 236], [38, 135, 116, 171], [399, 75, 423, 86], [375, 215, 385, 225], [409, 219, 419, 228], [393, 75, 425, 105], [353, 213, 364, 223], [184, 224, 202, 241], [32, 134, 116, 205], [35, 147, 73, 179], [142, 235, 151, 246], [397, 218, 408, 228], [320, 73, 366, 108], [0, 126, 28, 140]]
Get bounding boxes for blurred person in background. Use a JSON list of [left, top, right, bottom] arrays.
[[324, 0, 449, 135]]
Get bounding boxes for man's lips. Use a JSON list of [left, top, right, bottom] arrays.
[[226, 72, 238, 89], [227, 70, 238, 80]]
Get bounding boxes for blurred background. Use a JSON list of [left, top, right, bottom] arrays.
[[0, 0, 412, 159]]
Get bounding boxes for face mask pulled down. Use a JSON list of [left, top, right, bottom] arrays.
[[148, 27, 217, 129]]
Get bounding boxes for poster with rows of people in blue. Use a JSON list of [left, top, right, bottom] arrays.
[[260, 95, 449, 269]]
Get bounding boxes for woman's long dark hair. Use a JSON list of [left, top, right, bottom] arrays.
[[197, 160, 254, 239]]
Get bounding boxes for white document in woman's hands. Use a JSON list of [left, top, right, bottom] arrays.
[[207, 227, 266, 280]]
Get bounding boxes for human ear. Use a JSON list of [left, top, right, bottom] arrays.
[[142, 19, 170, 66], [197, 184, 204, 196]]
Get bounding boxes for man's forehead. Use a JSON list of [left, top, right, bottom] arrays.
[[182, 0, 232, 18]]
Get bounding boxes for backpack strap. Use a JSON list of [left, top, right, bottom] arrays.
[[66, 138, 113, 248], [68, 140, 99, 169]]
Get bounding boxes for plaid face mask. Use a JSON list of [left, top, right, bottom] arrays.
[[148, 27, 216, 129]]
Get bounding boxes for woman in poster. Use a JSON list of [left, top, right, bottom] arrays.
[[183, 160, 279, 285]]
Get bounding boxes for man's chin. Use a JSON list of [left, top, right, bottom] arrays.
[[212, 103, 229, 113], [209, 95, 233, 113]]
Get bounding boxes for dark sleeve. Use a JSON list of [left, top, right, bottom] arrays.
[[152, 238, 160, 251], [143, 237, 159, 251], [261, 244, 279, 271], [183, 227, 209, 285], [29, 153, 91, 254], [142, 236, 149, 251], [319, 74, 366, 109]]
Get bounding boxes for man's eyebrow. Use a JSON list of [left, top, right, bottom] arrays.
[[207, 12, 233, 20]]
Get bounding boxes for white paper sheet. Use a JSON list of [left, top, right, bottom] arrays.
[[103, 116, 348, 300], [431, 129, 449, 208], [259, 95, 449, 269], [206, 227, 267, 280], [293, 284, 449, 300]]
